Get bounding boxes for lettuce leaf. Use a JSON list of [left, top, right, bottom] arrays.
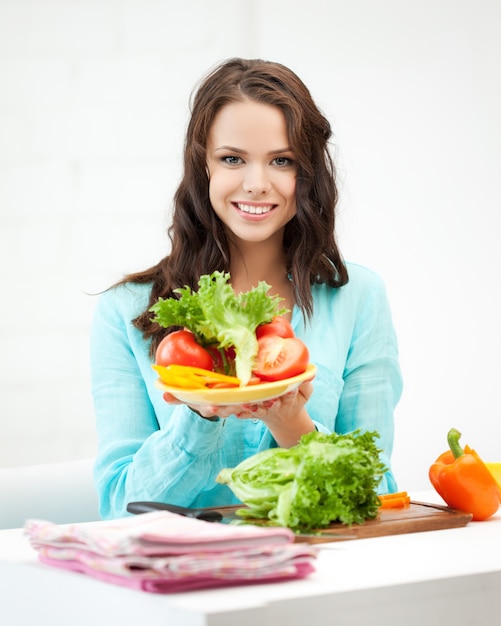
[[216, 430, 386, 529], [149, 271, 286, 384]]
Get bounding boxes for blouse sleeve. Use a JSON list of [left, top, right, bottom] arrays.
[[90, 286, 231, 520], [335, 274, 403, 493]]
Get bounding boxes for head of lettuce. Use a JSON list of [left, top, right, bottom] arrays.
[[216, 429, 386, 530]]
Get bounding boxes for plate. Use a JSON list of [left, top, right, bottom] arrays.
[[155, 363, 317, 406]]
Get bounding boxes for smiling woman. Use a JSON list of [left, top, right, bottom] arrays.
[[90, 58, 402, 520], [207, 100, 298, 250]]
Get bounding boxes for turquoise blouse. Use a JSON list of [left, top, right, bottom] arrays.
[[91, 262, 403, 519]]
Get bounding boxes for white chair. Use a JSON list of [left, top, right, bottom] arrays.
[[0, 458, 100, 529]]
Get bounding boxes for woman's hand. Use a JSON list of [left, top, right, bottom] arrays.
[[239, 380, 315, 448], [162, 392, 237, 419], [163, 380, 316, 447]]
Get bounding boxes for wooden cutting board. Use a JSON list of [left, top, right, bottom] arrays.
[[214, 501, 473, 544]]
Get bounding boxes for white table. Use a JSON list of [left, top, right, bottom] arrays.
[[1, 491, 500, 626]]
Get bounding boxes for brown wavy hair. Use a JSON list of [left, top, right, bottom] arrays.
[[119, 58, 349, 353]]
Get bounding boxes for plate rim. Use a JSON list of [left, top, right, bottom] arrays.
[[155, 363, 317, 406]]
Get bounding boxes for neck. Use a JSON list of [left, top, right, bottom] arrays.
[[228, 238, 294, 318], [229, 240, 285, 287]]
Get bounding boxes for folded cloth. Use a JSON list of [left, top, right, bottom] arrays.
[[24, 511, 317, 593], [26, 510, 296, 556]]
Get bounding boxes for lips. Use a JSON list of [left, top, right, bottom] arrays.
[[234, 202, 276, 215]]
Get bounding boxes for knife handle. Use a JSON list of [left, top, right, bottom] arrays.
[[127, 501, 223, 522]]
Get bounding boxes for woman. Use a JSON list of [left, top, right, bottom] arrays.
[[91, 58, 402, 519]]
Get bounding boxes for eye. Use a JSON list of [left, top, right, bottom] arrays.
[[272, 156, 294, 167], [222, 155, 243, 165]]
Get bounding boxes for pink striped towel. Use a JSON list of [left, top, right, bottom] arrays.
[[24, 511, 316, 593]]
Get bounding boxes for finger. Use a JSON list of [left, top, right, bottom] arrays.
[[163, 392, 181, 404], [187, 405, 223, 420], [298, 380, 314, 401], [263, 398, 278, 409], [240, 403, 256, 413], [235, 409, 253, 419]]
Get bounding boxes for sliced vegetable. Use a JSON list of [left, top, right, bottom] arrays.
[[216, 429, 386, 530], [486, 463, 501, 489], [252, 335, 309, 382], [155, 330, 214, 371], [378, 491, 411, 509], [256, 316, 295, 339], [150, 271, 287, 385], [153, 364, 240, 390], [429, 428, 501, 521]]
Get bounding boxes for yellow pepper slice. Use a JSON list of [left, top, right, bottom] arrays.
[[152, 364, 241, 389], [152, 365, 206, 389]]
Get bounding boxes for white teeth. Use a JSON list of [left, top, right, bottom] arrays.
[[237, 203, 273, 214]]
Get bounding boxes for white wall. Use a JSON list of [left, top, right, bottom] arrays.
[[1, 0, 500, 492]]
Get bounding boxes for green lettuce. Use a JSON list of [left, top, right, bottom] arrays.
[[216, 430, 386, 530], [149, 271, 286, 384]]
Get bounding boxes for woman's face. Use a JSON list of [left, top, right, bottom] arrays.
[[206, 100, 297, 245]]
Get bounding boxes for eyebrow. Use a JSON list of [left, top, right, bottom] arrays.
[[213, 145, 293, 155]]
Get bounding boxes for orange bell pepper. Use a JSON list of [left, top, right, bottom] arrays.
[[429, 428, 501, 521]]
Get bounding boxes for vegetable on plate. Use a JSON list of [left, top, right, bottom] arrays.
[[256, 316, 295, 339], [151, 364, 241, 390], [216, 429, 386, 530], [429, 428, 501, 521], [150, 271, 309, 387], [155, 329, 213, 371], [252, 335, 309, 382]]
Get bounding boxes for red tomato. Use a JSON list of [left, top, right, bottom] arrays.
[[155, 330, 213, 370], [256, 316, 295, 339], [252, 335, 309, 382]]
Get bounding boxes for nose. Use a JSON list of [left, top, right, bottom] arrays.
[[242, 164, 271, 195]]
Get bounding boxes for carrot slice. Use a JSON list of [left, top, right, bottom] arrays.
[[378, 491, 411, 509], [207, 382, 241, 389]]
